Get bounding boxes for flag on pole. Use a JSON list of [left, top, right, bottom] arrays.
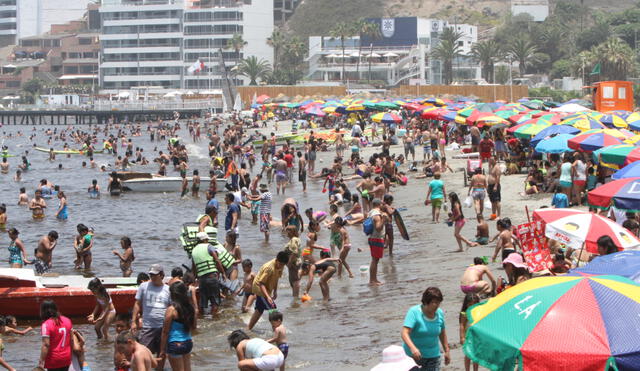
[[590, 63, 601, 75], [187, 59, 205, 74]]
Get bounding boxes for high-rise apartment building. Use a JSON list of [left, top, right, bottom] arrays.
[[99, 0, 273, 92], [0, 0, 92, 47]]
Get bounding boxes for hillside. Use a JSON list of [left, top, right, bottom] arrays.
[[286, 0, 638, 40]]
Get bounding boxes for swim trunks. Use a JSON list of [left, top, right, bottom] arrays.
[[475, 236, 489, 245], [259, 213, 270, 232], [488, 184, 501, 203], [368, 237, 385, 259], [278, 343, 289, 359]]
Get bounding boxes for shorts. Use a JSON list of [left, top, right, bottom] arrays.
[[298, 170, 307, 182], [417, 356, 441, 371], [471, 136, 480, 145], [167, 339, 193, 357], [559, 180, 572, 188], [574, 180, 586, 187], [253, 352, 285, 371], [138, 327, 163, 355], [476, 236, 489, 245], [47, 367, 70, 371], [278, 343, 289, 359], [276, 171, 287, 183], [431, 198, 443, 209], [251, 200, 261, 215], [308, 151, 316, 161], [368, 237, 385, 259], [488, 183, 501, 203], [404, 143, 415, 155], [502, 248, 517, 262], [198, 274, 221, 310], [255, 295, 276, 314], [471, 189, 485, 201], [455, 218, 466, 228], [260, 213, 270, 232]]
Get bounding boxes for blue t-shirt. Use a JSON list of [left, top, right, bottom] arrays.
[[207, 198, 219, 210], [429, 179, 444, 200], [225, 203, 240, 231], [402, 305, 445, 359], [552, 193, 569, 209]]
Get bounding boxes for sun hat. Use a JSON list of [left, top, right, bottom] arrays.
[[502, 252, 528, 269], [148, 264, 164, 275], [370, 345, 418, 371], [259, 183, 268, 191], [196, 231, 209, 241]]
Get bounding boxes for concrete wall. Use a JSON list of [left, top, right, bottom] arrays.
[[17, 0, 91, 39], [393, 85, 529, 102]]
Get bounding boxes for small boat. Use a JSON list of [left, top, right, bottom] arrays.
[[0, 268, 137, 318], [34, 147, 104, 155], [122, 175, 226, 192]]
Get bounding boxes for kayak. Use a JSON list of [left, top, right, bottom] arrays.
[[35, 147, 104, 155], [252, 133, 305, 145]]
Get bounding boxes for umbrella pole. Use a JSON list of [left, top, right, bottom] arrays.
[[525, 206, 531, 223], [576, 241, 586, 267]]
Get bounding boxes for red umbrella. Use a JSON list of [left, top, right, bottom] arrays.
[[402, 102, 425, 111], [567, 132, 624, 152], [256, 94, 270, 104], [421, 108, 446, 120]]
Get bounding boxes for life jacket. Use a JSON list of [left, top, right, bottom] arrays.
[[214, 243, 235, 270], [197, 214, 213, 227], [192, 243, 218, 277]]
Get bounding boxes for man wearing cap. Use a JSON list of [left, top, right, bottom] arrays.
[[131, 263, 171, 370], [247, 251, 289, 330], [191, 232, 225, 315]]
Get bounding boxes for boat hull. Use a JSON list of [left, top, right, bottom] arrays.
[[0, 287, 136, 318], [123, 176, 226, 192]]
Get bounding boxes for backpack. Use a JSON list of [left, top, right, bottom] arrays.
[[363, 217, 374, 236]]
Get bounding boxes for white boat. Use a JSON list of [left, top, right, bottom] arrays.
[[122, 175, 226, 192]]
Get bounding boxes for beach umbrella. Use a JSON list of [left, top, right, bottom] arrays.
[[371, 112, 402, 124], [626, 112, 640, 131], [596, 144, 640, 169], [534, 133, 574, 154], [464, 275, 640, 371], [256, 94, 270, 104], [512, 119, 553, 139], [421, 97, 446, 106], [375, 101, 399, 110], [475, 115, 509, 127], [571, 251, 640, 282], [401, 102, 425, 111], [304, 105, 326, 117], [600, 114, 628, 128], [613, 162, 640, 180], [344, 104, 366, 112], [568, 132, 624, 152], [550, 103, 592, 113], [544, 211, 640, 252], [588, 177, 640, 211], [560, 115, 606, 131], [532, 208, 585, 223], [441, 110, 457, 121], [530, 125, 580, 147], [322, 106, 339, 114]]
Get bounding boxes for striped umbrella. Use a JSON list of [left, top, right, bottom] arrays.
[[626, 112, 640, 131], [600, 114, 628, 128], [304, 105, 326, 117], [511, 119, 553, 139], [371, 112, 402, 124], [465, 275, 640, 371], [596, 144, 640, 169], [475, 115, 510, 127], [568, 132, 624, 152], [560, 115, 606, 131], [588, 177, 640, 211], [534, 133, 574, 153]]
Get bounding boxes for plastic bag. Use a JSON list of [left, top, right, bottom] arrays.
[[484, 198, 492, 209], [463, 196, 472, 208]]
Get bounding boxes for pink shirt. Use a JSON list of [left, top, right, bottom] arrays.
[[41, 316, 73, 368]]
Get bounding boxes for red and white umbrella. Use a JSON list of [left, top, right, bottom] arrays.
[[537, 210, 640, 252]]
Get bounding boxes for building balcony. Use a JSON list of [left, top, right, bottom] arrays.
[[101, 60, 183, 68], [103, 46, 181, 54], [0, 28, 15, 35], [103, 18, 181, 26], [103, 74, 181, 82], [100, 32, 183, 40], [0, 17, 15, 24]]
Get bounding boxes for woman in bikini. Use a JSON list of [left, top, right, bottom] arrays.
[[459, 257, 496, 296], [87, 278, 116, 341], [112, 236, 134, 277], [331, 217, 354, 278]]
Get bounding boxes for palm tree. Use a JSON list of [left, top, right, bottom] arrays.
[[354, 19, 380, 81], [508, 38, 537, 76], [593, 37, 637, 80], [266, 29, 287, 72], [329, 22, 355, 83], [431, 27, 463, 85], [471, 40, 502, 83], [237, 56, 272, 85], [226, 33, 247, 62]]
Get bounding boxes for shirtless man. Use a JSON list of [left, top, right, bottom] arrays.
[[487, 158, 502, 220], [460, 257, 496, 296], [297, 151, 307, 192], [491, 218, 516, 263], [371, 176, 386, 200], [29, 190, 47, 219], [468, 168, 487, 217], [116, 331, 157, 371], [35, 231, 59, 271], [0, 158, 8, 174], [274, 154, 288, 195], [356, 172, 375, 213]]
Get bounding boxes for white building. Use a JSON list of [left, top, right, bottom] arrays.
[[0, 0, 92, 47], [99, 0, 273, 93], [511, 0, 549, 22], [306, 17, 480, 86]]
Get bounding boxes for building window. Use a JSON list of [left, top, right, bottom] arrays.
[[78, 38, 92, 45], [6, 80, 19, 88]]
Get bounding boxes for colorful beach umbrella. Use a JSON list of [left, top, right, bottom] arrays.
[[589, 177, 640, 211], [304, 105, 326, 117], [568, 132, 624, 152], [626, 112, 640, 131], [475, 115, 509, 127], [371, 112, 402, 124], [464, 275, 640, 371], [560, 115, 606, 131], [600, 114, 628, 128], [544, 211, 640, 252], [572, 251, 640, 283], [512, 119, 553, 139], [613, 162, 640, 180], [530, 125, 580, 147], [597, 144, 640, 168], [534, 133, 574, 154]]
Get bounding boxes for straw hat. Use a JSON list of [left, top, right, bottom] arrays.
[[370, 345, 417, 371]]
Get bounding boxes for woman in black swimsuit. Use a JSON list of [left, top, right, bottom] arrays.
[[300, 250, 340, 301]]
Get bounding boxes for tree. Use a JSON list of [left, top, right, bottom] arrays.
[[329, 22, 355, 83], [508, 37, 537, 76], [266, 29, 287, 72], [237, 56, 272, 85], [226, 33, 247, 62], [431, 27, 463, 85], [22, 78, 44, 104], [354, 19, 380, 81], [592, 37, 637, 80], [470, 39, 502, 83]]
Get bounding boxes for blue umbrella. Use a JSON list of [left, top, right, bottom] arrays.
[[613, 162, 640, 180], [570, 251, 640, 283], [530, 125, 580, 147], [442, 111, 457, 121], [534, 133, 574, 153]]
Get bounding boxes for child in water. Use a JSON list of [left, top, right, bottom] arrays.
[[74, 224, 93, 269], [113, 313, 131, 371], [2, 315, 32, 335], [87, 278, 116, 341], [112, 236, 135, 277], [240, 259, 256, 313], [0, 204, 6, 231], [267, 311, 289, 371]]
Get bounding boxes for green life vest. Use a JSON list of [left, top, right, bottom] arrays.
[[192, 243, 218, 277], [197, 214, 213, 227], [214, 243, 235, 269]]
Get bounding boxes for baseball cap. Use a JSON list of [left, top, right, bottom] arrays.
[[196, 231, 209, 240], [148, 264, 164, 275]]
